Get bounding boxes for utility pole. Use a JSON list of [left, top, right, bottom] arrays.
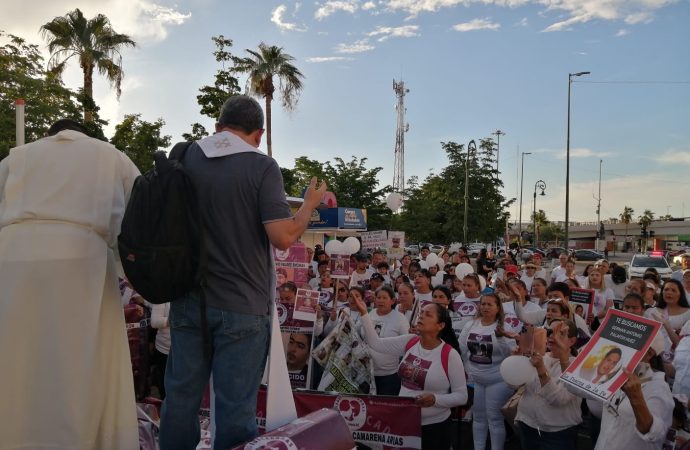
[[491, 129, 505, 177], [595, 159, 602, 251], [518, 151, 532, 245], [393, 80, 409, 195]]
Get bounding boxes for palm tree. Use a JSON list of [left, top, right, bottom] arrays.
[[638, 209, 655, 251], [40, 8, 135, 122], [619, 206, 634, 251], [233, 43, 304, 158]]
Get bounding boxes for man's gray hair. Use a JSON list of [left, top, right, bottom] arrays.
[[217, 95, 264, 134]]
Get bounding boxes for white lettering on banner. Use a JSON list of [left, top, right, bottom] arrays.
[[344, 209, 359, 223]]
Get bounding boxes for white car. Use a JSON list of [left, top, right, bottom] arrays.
[[628, 253, 673, 280]]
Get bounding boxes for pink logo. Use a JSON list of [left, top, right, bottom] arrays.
[[334, 396, 367, 430]]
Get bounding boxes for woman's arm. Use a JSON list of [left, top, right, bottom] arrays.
[[432, 350, 469, 408], [359, 314, 414, 356]]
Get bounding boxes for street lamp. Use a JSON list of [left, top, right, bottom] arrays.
[[533, 180, 546, 246], [491, 129, 505, 177], [518, 151, 532, 245], [464, 140, 476, 245], [565, 71, 590, 249]]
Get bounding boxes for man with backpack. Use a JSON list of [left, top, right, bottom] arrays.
[[159, 95, 326, 449]]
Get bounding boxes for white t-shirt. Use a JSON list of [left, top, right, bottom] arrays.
[[368, 309, 410, 376], [349, 270, 370, 288], [551, 266, 567, 282], [503, 301, 541, 335], [458, 320, 516, 381]]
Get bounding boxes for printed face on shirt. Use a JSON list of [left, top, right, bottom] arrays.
[[467, 333, 494, 364]]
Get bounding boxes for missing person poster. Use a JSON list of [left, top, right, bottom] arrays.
[[277, 300, 316, 390], [274, 242, 310, 293], [294, 288, 319, 322], [387, 231, 406, 259], [329, 254, 351, 279], [559, 309, 662, 401], [569, 287, 595, 322]]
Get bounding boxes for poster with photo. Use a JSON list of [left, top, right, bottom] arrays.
[[569, 288, 595, 322], [559, 309, 662, 401], [294, 289, 319, 322], [329, 254, 351, 279], [274, 242, 310, 293], [387, 231, 406, 259], [277, 300, 316, 390]]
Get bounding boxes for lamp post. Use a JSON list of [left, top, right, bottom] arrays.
[[565, 71, 590, 250], [464, 139, 476, 245], [491, 129, 505, 177], [518, 151, 532, 245], [533, 180, 546, 246]]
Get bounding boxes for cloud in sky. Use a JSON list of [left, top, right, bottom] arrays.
[[315, 0, 359, 20], [555, 148, 613, 159], [367, 25, 420, 41], [334, 38, 376, 53], [616, 29, 629, 36], [271, 4, 307, 31], [655, 150, 690, 165], [540, 0, 672, 32], [517, 17, 529, 26], [0, 0, 190, 43], [453, 18, 501, 32], [362, 1, 377, 10], [306, 56, 354, 62]]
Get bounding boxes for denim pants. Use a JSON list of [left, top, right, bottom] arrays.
[[517, 421, 578, 450], [159, 293, 270, 450], [472, 378, 514, 450]]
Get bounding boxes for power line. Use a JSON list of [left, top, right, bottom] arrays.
[[575, 80, 690, 85]]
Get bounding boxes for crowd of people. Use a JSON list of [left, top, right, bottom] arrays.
[[291, 244, 687, 450]]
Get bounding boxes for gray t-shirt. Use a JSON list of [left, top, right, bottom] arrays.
[[185, 143, 291, 315]]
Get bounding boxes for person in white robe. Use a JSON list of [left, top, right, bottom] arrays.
[[0, 120, 140, 450]]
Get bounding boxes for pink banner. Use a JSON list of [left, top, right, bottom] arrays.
[[255, 389, 422, 449]]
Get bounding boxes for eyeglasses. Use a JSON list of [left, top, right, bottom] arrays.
[[338, 288, 347, 293]]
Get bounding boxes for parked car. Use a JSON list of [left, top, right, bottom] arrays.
[[543, 247, 569, 259], [468, 243, 487, 258], [405, 244, 419, 256], [571, 249, 604, 261], [430, 244, 445, 254], [629, 253, 673, 280]]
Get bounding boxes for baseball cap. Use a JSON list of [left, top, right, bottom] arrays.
[[505, 265, 519, 275], [370, 273, 384, 282], [525, 263, 537, 269]]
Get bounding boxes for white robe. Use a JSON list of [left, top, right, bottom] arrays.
[[0, 130, 140, 450]]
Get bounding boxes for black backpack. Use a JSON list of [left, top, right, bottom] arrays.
[[118, 141, 206, 304]]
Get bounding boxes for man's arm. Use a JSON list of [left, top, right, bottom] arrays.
[[264, 177, 326, 250]]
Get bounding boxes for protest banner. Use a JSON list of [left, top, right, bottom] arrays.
[[569, 287, 595, 322], [278, 301, 316, 390], [293, 288, 319, 322], [312, 313, 376, 395], [559, 309, 662, 401], [361, 230, 388, 250], [329, 253, 351, 279], [274, 242, 310, 294], [387, 231, 405, 259], [255, 389, 422, 450]]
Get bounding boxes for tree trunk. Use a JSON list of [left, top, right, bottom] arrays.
[[83, 64, 94, 123], [265, 95, 272, 158]]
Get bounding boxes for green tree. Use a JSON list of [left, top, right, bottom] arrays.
[[110, 114, 171, 172], [638, 209, 655, 251], [398, 139, 513, 243], [530, 209, 550, 246], [0, 32, 83, 159], [233, 43, 304, 158], [196, 35, 241, 120], [619, 206, 634, 251], [182, 123, 209, 142], [40, 8, 135, 122], [288, 156, 392, 231]]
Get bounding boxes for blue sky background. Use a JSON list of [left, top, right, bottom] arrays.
[[3, 0, 689, 225]]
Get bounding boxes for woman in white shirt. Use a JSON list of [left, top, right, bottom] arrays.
[[644, 278, 690, 356], [368, 286, 410, 395], [352, 297, 468, 450], [515, 319, 582, 450], [414, 269, 433, 303], [458, 293, 517, 450], [395, 281, 415, 326], [584, 269, 614, 323]]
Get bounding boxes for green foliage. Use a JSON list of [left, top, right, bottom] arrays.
[[0, 32, 83, 159], [40, 8, 135, 121], [182, 123, 209, 142], [287, 156, 392, 231], [195, 35, 241, 120], [110, 114, 171, 173], [638, 209, 654, 231], [397, 138, 513, 243]]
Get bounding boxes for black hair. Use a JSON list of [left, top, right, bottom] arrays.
[[349, 286, 366, 298], [611, 266, 627, 284], [432, 285, 453, 310], [217, 95, 264, 134], [48, 119, 88, 136], [658, 278, 690, 309], [547, 282, 571, 299], [375, 285, 396, 302], [417, 268, 432, 280], [430, 303, 461, 355], [622, 293, 645, 309], [376, 261, 390, 270]]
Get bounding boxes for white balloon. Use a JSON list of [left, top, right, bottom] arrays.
[[500, 355, 536, 386], [343, 236, 361, 255], [425, 253, 438, 267], [386, 192, 403, 212], [324, 240, 344, 256], [455, 262, 474, 279]]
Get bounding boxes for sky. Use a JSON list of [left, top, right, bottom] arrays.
[[2, 0, 689, 227]]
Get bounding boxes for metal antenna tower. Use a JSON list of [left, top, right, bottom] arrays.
[[393, 79, 409, 194]]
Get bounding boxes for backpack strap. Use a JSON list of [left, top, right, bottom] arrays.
[[405, 336, 420, 353]]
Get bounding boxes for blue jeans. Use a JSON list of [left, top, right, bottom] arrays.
[[517, 421, 578, 450], [159, 293, 270, 450]]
